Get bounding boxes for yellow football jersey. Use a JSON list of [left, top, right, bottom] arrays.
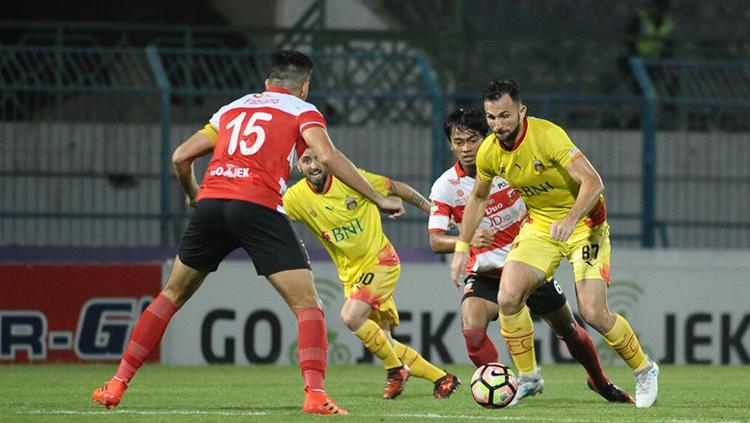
[[283, 169, 398, 285], [476, 117, 606, 230]]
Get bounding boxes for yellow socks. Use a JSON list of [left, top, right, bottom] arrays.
[[499, 306, 537, 375], [353, 320, 402, 369], [603, 314, 649, 371], [394, 342, 445, 383]]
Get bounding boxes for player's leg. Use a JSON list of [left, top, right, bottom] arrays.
[[266, 269, 328, 386], [123, 258, 208, 375], [461, 275, 500, 367], [341, 298, 401, 371], [499, 260, 548, 406], [267, 269, 345, 414], [385, 319, 460, 399], [500, 225, 563, 406], [530, 281, 633, 403], [370, 319, 410, 399], [343, 263, 411, 399], [92, 258, 208, 409], [92, 199, 232, 410], [575, 278, 657, 408], [340, 297, 407, 399], [498, 261, 545, 373], [570, 223, 656, 408], [240, 201, 345, 415]]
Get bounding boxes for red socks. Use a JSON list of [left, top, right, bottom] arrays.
[[559, 324, 609, 389], [462, 328, 499, 367], [297, 307, 328, 391], [115, 293, 177, 383]]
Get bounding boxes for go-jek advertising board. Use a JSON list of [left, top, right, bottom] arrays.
[[161, 250, 750, 366]]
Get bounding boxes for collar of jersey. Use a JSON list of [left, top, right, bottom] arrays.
[[453, 161, 467, 177], [498, 117, 529, 152], [266, 86, 292, 95], [305, 172, 334, 195]]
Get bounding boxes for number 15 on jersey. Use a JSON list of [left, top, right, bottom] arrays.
[[225, 111, 273, 156]]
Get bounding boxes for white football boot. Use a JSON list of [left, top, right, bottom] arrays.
[[508, 368, 544, 406], [634, 360, 659, 408]]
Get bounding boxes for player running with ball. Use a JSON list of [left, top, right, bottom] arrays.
[[430, 108, 633, 406], [450, 80, 659, 408]]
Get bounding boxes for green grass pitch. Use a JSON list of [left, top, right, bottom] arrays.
[[1, 364, 748, 422]]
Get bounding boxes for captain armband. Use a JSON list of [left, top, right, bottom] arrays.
[[198, 123, 219, 146], [454, 240, 470, 253]]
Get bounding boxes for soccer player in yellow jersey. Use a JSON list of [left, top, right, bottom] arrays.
[[450, 80, 659, 408], [284, 148, 461, 400]]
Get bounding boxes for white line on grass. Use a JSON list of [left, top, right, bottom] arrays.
[[379, 413, 747, 423], [19, 410, 747, 423], [21, 409, 267, 416]]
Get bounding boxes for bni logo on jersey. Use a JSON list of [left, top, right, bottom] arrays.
[[209, 164, 250, 178]]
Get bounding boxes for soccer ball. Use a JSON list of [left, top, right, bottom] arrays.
[[470, 362, 517, 408]]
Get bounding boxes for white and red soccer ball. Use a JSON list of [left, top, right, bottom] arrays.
[[470, 362, 518, 408]]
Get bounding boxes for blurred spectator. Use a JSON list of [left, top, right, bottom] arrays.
[[619, 0, 679, 105], [627, 0, 675, 60]]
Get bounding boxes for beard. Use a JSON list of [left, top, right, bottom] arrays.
[[498, 117, 521, 144], [307, 170, 329, 191]]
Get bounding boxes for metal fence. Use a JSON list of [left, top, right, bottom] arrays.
[[0, 45, 442, 250], [1, 45, 749, 250], [631, 57, 750, 248]]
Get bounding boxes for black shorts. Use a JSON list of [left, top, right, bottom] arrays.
[[177, 199, 311, 275], [462, 274, 567, 317]]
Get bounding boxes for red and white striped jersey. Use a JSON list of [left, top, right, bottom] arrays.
[[428, 162, 526, 276], [196, 86, 326, 212]]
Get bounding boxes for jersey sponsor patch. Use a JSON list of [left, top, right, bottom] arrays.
[[208, 164, 250, 179]]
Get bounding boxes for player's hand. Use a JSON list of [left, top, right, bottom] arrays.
[[378, 196, 405, 219], [185, 195, 197, 208], [471, 228, 496, 248], [450, 251, 468, 288], [549, 217, 576, 241]]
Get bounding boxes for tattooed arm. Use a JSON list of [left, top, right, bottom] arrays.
[[389, 180, 430, 214]]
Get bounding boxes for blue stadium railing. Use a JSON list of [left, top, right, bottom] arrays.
[[630, 57, 750, 248], [1, 44, 748, 249]]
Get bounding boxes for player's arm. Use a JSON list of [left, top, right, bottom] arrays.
[[389, 180, 430, 214], [456, 179, 492, 248], [430, 229, 496, 254], [302, 126, 404, 218], [429, 229, 457, 253], [172, 128, 215, 206], [449, 178, 492, 286], [550, 155, 604, 241]]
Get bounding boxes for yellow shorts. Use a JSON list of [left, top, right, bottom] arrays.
[[344, 263, 400, 327], [506, 221, 611, 284]]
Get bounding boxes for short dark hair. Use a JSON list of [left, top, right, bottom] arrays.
[[268, 50, 314, 88], [482, 79, 522, 104], [443, 108, 489, 140]]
